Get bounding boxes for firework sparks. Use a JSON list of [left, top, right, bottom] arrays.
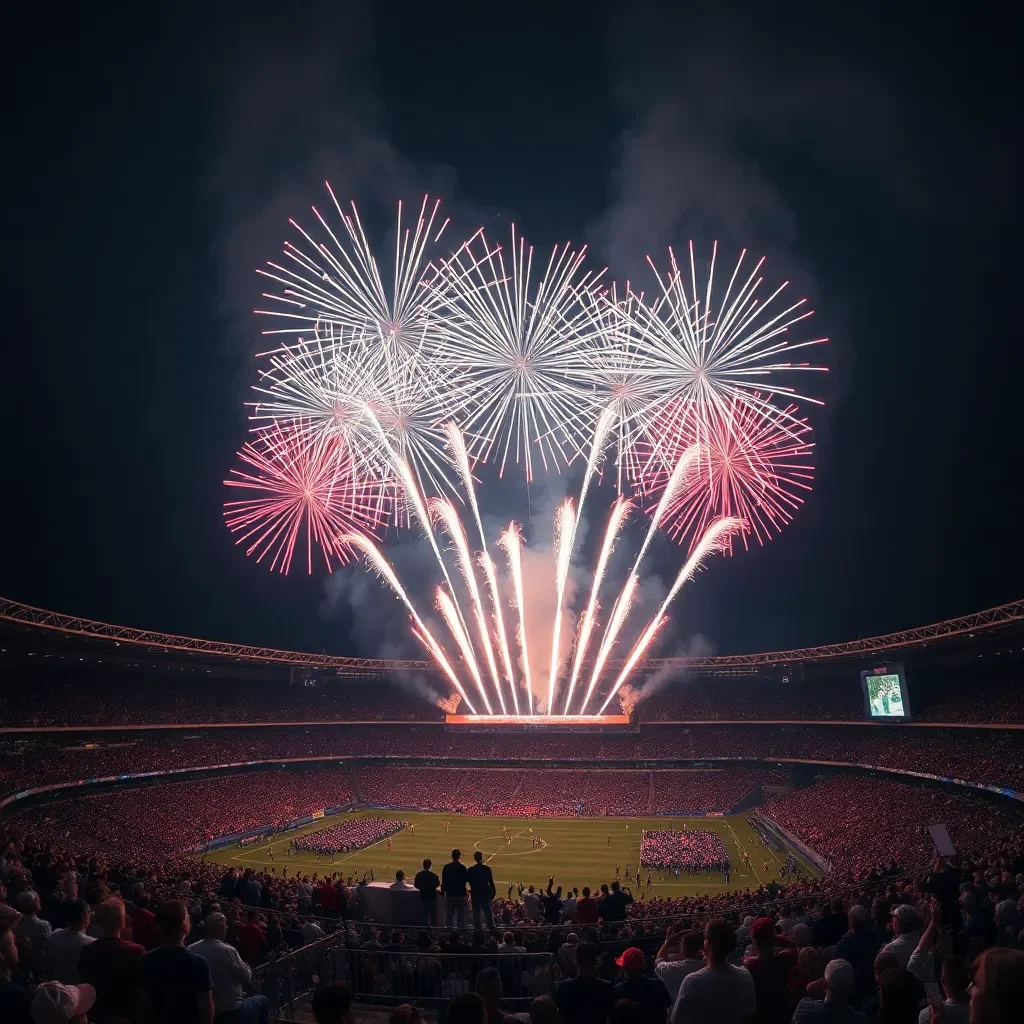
[[498, 523, 534, 714], [223, 421, 385, 574], [431, 226, 605, 480], [640, 397, 814, 550]]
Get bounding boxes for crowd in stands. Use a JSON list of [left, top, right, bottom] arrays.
[[293, 818, 407, 855], [762, 776, 1023, 878], [5, 668, 1024, 727], [640, 830, 730, 873], [6, 724, 1024, 806], [1, 773, 1022, 1022]]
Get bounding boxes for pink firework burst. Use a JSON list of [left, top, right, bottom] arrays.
[[224, 421, 388, 574], [639, 398, 815, 551]]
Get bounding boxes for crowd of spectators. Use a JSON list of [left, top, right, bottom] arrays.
[[6, 666, 1023, 728], [640, 831, 730, 873], [761, 776, 1023, 878], [293, 818, 408, 855], [5, 723, 1024, 806]]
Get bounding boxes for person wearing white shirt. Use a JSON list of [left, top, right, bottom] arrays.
[[301, 920, 325, 945], [189, 912, 269, 1024], [14, 891, 52, 976], [672, 921, 755, 1024], [656, 928, 705, 1001], [47, 901, 95, 984], [880, 905, 923, 971], [389, 870, 415, 890]]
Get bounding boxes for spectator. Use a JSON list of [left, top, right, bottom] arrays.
[[915, 953, 969, 1024], [0, 923, 33, 1023], [792, 958, 865, 1024], [613, 947, 671, 1024], [577, 887, 599, 926], [128, 892, 159, 951], [477, 966, 517, 1024], [140, 900, 214, 1024], [599, 882, 633, 924], [234, 910, 266, 968], [742, 917, 797, 1024], [13, 891, 51, 976], [876, 969, 922, 1024], [47, 900, 95, 985], [302, 918, 325, 945], [654, 928, 704, 1002], [498, 932, 526, 954], [390, 1006, 423, 1024], [312, 982, 353, 1024], [880, 906, 923, 971], [834, 905, 880, 1008], [531, 994, 558, 1024], [29, 981, 96, 1024], [468, 852, 497, 935], [789, 947, 823, 1006], [390, 870, 414, 891], [442, 850, 469, 931], [414, 859, 440, 927], [555, 941, 615, 1024], [448, 992, 487, 1024], [672, 919, 755, 1024], [189, 912, 269, 1024], [968, 948, 1024, 1024], [78, 899, 144, 1024]]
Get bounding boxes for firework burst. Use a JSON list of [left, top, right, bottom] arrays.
[[223, 421, 386, 574]]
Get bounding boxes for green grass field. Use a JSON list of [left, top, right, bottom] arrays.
[[207, 809, 819, 898]]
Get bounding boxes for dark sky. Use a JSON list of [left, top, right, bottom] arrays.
[[5, 1, 1020, 658]]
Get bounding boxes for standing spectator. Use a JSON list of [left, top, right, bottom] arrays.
[[140, 900, 214, 1024], [671, 920, 755, 1024], [792, 959, 865, 1024], [599, 882, 633, 924], [742, 917, 797, 1024], [834, 906, 880, 1008], [468, 852, 497, 935], [47, 900, 95, 984], [13, 891, 51, 976], [414, 859, 440, 927], [654, 928, 704, 1002], [0, 923, 33, 1023], [234, 910, 266, 968], [876, 969, 922, 1024], [477, 966, 517, 1024], [78, 899, 144, 1024], [916, 954, 969, 1024], [442, 850, 469, 931], [613, 947, 671, 1024], [128, 892, 159, 951], [880, 906, 922, 970], [189, 912, 269, 1024], [968, 948, 1024, 1024], [554, 942, 615, 1024], [576, 887, 599, 926], [523, 886, 540, 923]]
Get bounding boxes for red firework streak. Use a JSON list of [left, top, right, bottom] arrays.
[[223, 420, 388, 574], [639, 397, 815, 551]]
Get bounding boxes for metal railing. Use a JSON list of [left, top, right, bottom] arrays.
[[253, 942, 554, 1019]]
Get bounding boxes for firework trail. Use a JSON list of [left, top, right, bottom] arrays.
[[430, 498, 506, 713], [545, 498, 577, 713], [597, 516, 744, 713], [498, 524, 533, 714], [437, 587, 493, 714], [580, 573, 640, 715], [562, 496, 633, 714], [444, 423, 519, 713], [342, 533, 476, 713]]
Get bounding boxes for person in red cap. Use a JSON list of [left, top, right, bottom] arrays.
[[614, 947, 671, 1024], [742, 917, 797, 1024]]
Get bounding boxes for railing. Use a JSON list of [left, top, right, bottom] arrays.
[[252, 942, 554, 1019]]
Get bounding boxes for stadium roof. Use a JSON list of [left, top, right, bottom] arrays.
[[2, 594, 1022, 678]]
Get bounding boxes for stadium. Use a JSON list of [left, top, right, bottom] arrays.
[[2, 594, 1022, 1017]]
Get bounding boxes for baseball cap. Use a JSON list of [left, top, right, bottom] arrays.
[[751, 917, 776, 943], [615, 947, 645, 970], [824, 959, 855, 993], [891, 904, 921, 927], [31, 982, 96, 1024]]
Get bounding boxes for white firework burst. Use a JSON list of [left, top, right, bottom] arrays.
[[430, 226, 607, 481]]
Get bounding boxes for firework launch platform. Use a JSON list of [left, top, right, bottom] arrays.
[[446, 714, 630, 727]]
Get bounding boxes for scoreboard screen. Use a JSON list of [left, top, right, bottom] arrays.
[[860, 664, 910, 719]]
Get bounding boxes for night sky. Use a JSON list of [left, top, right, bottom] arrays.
[[6, 1, 1020, 659]]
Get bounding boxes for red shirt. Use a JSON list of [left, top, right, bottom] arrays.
[[235, 922, 265, 966], [79, 936, 145, 1022], [576, 897, 599, 924], [318, 883, 337, 910], [128, 908, 160, 951]]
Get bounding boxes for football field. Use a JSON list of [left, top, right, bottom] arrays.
[[207, 809, 819, 898]]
